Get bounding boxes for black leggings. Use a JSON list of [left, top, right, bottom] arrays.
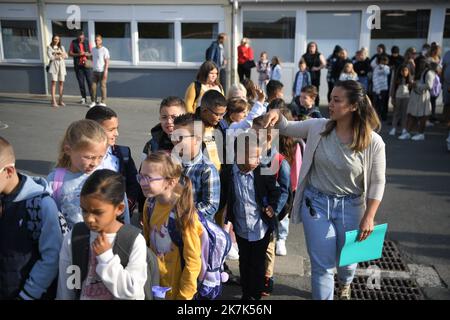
[[238, 64, 251, 83]]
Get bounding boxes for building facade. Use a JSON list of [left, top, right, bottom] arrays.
[[0, 0, 449, 101]]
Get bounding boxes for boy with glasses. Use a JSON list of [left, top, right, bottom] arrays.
[[170, 113, 220, 222], [195, 90, 228, 171]]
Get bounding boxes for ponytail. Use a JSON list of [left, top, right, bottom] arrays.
[[174, 174, 197, 229]]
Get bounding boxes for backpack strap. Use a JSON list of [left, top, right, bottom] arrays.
[[71, 222, 90, 300], [52, 168, 67, 203], [113, 224, 141, 268]]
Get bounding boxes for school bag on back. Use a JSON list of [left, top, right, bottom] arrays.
[[71, 222, 159, 300], [423, 69, 442, 97], [23, 191, 69, 299], [146, 198, 231, 300], [271, 153, 294, 221]]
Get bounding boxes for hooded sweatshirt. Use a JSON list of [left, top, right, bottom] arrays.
[[0, 173, 65, 300]]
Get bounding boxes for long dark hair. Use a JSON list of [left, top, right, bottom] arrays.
[[50, 34, 62, 49], [394, 64, 413, 91], [321, 80, 381, 152], [196, 61, 220, 86]]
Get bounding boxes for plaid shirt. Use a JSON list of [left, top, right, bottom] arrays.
[[182, 151, 221, 222]]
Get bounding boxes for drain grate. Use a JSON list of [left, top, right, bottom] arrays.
[[334, 276, 425, 300], [358, 240, 409, 272]]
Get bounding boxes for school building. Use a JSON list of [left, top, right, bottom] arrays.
[[0, 0, 449, 101]]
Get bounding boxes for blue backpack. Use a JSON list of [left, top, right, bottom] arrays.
[[146, 197, 231, 300]]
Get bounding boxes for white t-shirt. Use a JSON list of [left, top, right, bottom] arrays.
[[92, 46, 110, 72]]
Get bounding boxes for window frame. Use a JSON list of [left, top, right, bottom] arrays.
[[0, 18, 42, 63]]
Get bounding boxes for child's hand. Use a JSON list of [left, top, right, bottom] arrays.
[[256, 87, 265, 103], [93, 232, 112, 256], [264, 205, 275, 218]]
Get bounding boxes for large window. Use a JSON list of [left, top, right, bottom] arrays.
[[95, 22, 131, 61], [1, 20, 39, 60], [370, 10, 430, 56], [51, 21, 89, 60], [307, 12, 361, 60], [243, 11, 295, 63], [181, 23, 218, 62], [138, 23, 174, 62], [444, 9, 450, 54]]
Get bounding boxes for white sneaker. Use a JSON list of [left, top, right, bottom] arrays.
[[411, 133, 425, 141], [98, 102, 107, 107], [226, 243, 239, 260], [88, 102, 96, 108], [426, 121, 434, 128], [398, 132, 411, 140], [275, 239, 287, 256], [389, 128, 396, 136], [401, 128, 408, 135], [79, 98, 86, 104]]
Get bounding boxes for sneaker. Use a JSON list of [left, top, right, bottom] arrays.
[[388, 128, 396, 136], [261, 277, 274, 297], [79, 98, 86, 104], [401, 128, 408, 135], [275, 239, 287, 256], [98, 102, 107, 107], [88, 102, 96, 108], [338, 284, 352, 300], [226, 243, 239, 260], [411, 133, 425, 141], [426, 120, 434, 128], [398, 132, 411, 140]]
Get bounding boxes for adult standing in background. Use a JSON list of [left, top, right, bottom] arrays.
[[90, 34, 110, 108], [69, 30, 94, 106], [47, 34, 67, 108], [302, 42, 326, 106], [237, 38, 255, 83], [206, 33, 228, 93]]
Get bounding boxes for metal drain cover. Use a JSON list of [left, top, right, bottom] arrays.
[[334, 276, 425, 300], [358, 240, 409, 272]]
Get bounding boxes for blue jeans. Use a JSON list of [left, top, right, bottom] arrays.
[[301, 185, 365, 300], [276, 215, 289, 241]]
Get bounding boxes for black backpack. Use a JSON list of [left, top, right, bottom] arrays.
[[71, 223, 159, 300]]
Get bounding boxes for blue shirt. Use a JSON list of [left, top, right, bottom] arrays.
[[295, 72, 306, 96], [99, 146, 119, 172], [232, 164, 268, 241]]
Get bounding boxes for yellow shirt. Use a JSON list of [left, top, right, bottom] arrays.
[[203, 126, 222, 171], [143, 199, 203, 300], [184, 82, 225, 114]]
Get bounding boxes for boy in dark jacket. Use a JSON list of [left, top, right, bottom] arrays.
[[0, 136, 66, 300], [85, 105, 140, 213], [221, 131, 282, 300]]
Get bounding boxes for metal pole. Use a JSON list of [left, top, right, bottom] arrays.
[[37, 0, 49, 96], [231, 0, 239, 85]]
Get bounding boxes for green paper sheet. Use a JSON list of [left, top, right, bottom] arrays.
[[339, 223, 388, 267]]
